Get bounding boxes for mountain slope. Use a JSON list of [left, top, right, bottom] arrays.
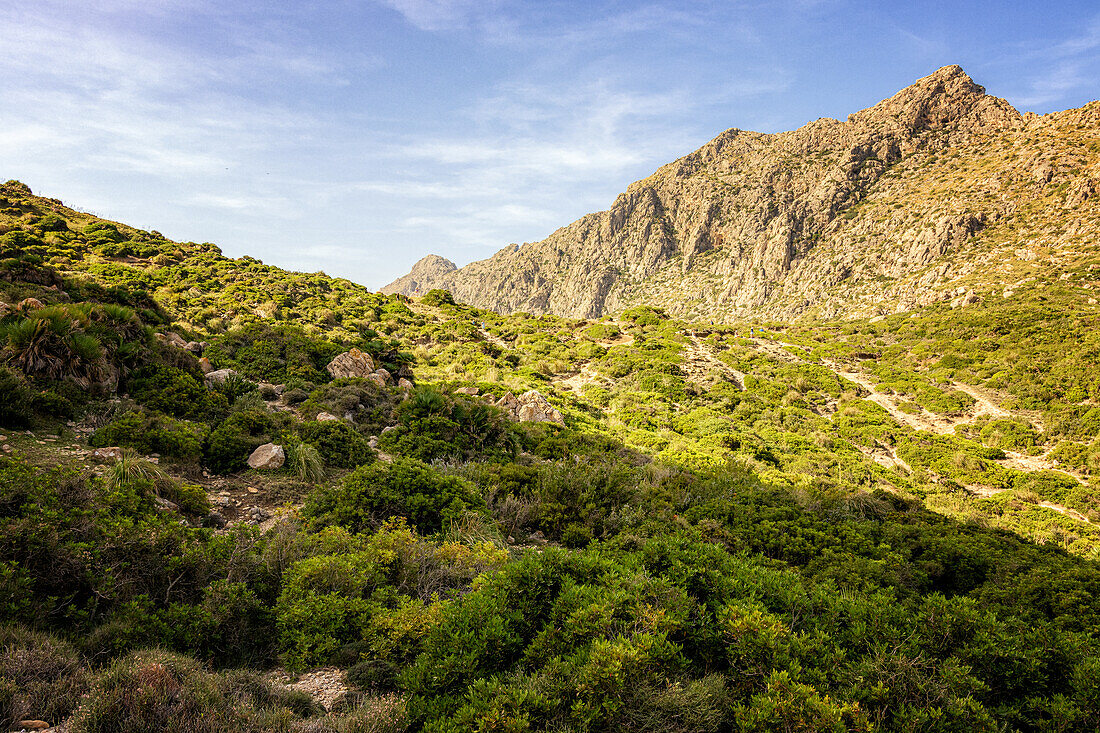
[[383, 65, 1100, 320]]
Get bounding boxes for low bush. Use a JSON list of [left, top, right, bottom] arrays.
[[91, 409, 207, 461], [303, 459, 484, 535], [299, 420, 375, 469], [204, 410, 276, 474]]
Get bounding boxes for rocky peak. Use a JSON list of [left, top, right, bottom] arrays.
[[384, 66, 1087, 322], [381, 254, 457, 296]]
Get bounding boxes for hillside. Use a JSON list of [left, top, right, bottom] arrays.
[[383, 65, 1100, 321], [2, 174, 1100, 732]]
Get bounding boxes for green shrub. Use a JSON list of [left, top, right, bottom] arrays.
[[299, 420, 375, 469], [303, 459, 484, 535], [421, 289, 456, 307], [0, 366, 34, 426], [203, 410, 275, 474], [127, 364, 223, 420], [91, 409, 207, 461]]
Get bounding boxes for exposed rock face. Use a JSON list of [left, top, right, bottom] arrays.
[[247, 443, 285, 470], [383, 66, 1085, 321], [326, 348, 375, 379], [496, 390, 565, 426], [380, 254, 457, 296]]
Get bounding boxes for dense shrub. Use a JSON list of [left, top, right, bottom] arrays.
[[91, 409, 207, 461], [298, 420, 375, 469], [126, 364, 224, 420], [0, 366, 34, 426], [203, 410, 275, 474], [378, 387, 517, 462], [303, 459, 484, 535]]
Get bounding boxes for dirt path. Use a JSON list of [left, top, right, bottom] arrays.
[[966, 485, 1093, 524], [477, 327, 510, 351], [684, 335, 745, 388]]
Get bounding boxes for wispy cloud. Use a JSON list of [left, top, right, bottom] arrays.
[[1006, 15, 1100, 108]]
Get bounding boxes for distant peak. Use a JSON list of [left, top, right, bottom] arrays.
[[411, 254, 457, 274]]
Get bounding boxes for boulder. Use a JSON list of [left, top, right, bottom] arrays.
[[375, 367, 393, 384], [496, 390, 564, 426], [366, 373, 387, 389], [204, 368, 237, 385], [17, 297, 43, 311], [185, 341, 204, 354], [198, 357, 214, 374], [17, 722, 49, 731], [326, 348, 375, 379], [317, 411, 339, 422], [87, 446, 123, 462], [368, 435, 379, 449], [398, 377, 414, 390], [247, 443, 285, 470], [166, 332, 188, 348]]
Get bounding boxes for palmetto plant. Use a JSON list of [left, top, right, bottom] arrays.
[[0, 303, 145, 389]]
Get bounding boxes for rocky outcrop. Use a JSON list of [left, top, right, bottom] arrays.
[[383, 66, 1083, 321], [496, 390, 565, 426], [326, 348, 375, 379], [380, 254, 457, 296], [247, 443, 285, 470]]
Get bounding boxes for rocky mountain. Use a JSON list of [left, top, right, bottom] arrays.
[[383, 66, 1100, 320]]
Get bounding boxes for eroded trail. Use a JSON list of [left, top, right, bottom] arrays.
[[685, 335, 746, 389], [967, 485, 1093, 524]]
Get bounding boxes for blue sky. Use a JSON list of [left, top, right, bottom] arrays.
[[2, 1, 1098, 289]]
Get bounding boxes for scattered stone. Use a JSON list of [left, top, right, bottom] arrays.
[[166, 332, 188, 348], [204, 368, 238, 385], [317, 411, 339, 422], [326, 348, 375, 379], [381, 425, 397, 434], [247, 487, 260, 494], [198, 357, 214, 373], [375, 367, 393, 384], [0, 302, 9, 318], [185, 341, 204, 354], [17, 721, 49, 731], [147, 456, 159, 464], [212, 496, 231, 507], [455, 386, 479, 395], [366, 373, 387, 389], [368, 436, 379, 449], [247, 443, 285, 470], [398, 377, 414, 390], [87, 446, 123, 462]]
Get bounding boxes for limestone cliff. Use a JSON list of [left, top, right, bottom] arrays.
[[382, 66, 1100, 320]]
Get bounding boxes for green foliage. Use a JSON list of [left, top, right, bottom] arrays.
[[298, 420, 375, 469], [0, 366, 34, 426], [303, 459, 484, 535], [205, 323, 347, 383], [421, 289, 456, 307], [203, 409, 276, 474], [91, 409, 207, 461], [379, 386, 517, 462]]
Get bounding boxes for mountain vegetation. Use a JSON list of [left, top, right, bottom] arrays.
[[2, 66, 1100, 732]]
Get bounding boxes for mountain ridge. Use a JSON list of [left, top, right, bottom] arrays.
[[383, 65, 1099, 320]]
